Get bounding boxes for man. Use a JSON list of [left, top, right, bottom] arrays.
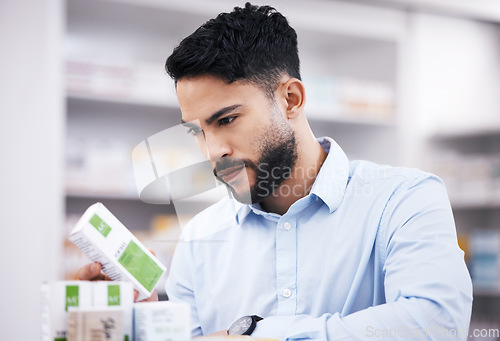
[[80, 3, 472, 340]]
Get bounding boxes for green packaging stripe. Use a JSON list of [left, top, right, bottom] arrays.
[[89, 213, 111, 237], [65, 285, 79, 311], [54, 338, 66, 341], [118, 240, 163, 292], [108, 284, 121, 306]]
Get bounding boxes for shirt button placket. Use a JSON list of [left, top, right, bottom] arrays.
[[283, 288, 292, 298], [276, 218, 297, 315]]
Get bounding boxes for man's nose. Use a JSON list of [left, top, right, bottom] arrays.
[[200, 132, 231, 163]]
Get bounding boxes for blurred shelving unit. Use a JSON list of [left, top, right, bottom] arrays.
[[401, 10, 500, 330], [427, 130, 500, 328], [62, 0, 500, 331], [63, 0, 406, 295]]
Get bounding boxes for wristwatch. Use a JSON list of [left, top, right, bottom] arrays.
[[227, 315, 263, 335]]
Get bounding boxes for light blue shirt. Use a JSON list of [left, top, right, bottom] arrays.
[[166, 137, 473, 340]]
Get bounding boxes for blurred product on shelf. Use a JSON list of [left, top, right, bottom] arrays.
[[302, 75, 395, 121], [66, 57, 396, 123], [457, 233, 469, 263], [41, 281, 93, 341], [428, 151, 500, 206], [66, 58, 177, 106], [92, 281, 134, 340], [66, 135, 223, 201], [41, 281, 188, 341], [469, 230, 500, 293], [134, 301, 191, 341], [66, 137, 136, 196], [67, 306, 125, 341]]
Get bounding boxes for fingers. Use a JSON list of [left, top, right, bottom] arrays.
[[148, 249, 156, 256], [76, 262, 111, 281], [207, 330, 229, 336], [134, 289, 159, 302], [77, 262, 100, 280]]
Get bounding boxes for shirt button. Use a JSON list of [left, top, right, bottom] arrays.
[[283, 288, 292, 298], [283, 222, 291, 231]]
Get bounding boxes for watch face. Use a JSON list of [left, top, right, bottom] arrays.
[[228, 316, 253, 335]]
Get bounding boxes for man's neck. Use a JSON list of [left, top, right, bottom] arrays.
[[260, 140, 327, 215]]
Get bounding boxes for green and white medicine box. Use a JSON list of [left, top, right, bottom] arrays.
[[67, 306, 125, 341], [133, 301, 191, 341], [69, 202, 166, 301], [40, 281, 93, 341], [93, 281, 133, 341]]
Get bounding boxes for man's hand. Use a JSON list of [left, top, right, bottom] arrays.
[[137, 289, 158, 302], [76, 261, 110, 281], [76, 249, 159, 302], [194, 330, 230, 338]]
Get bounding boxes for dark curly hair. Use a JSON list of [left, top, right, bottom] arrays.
[[165, 2, 301, 99]]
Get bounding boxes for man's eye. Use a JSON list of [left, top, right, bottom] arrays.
[[218, 116, 236, 126]]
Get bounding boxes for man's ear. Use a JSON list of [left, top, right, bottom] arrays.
[[282, 78, 306, 119]]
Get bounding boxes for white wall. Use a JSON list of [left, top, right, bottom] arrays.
[[0, 0, 64, 340], [398, 12, 500, 168], [409, 13, 500, 136]]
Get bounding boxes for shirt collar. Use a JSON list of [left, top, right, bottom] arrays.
[[310, 137, 350, 213], [234, 136, 349, 224]]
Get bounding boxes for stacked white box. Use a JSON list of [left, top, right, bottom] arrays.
[[93, 281, 134, 341], [67, 306, 125, 341], [41, 281, 93, 341], [133, 301, 191, 341]]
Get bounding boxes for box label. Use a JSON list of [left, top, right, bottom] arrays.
[[108, 285, 121, 306], [65, 285, 79, 311], [89, 214, 111, 237], [118, 241, 162, 292]]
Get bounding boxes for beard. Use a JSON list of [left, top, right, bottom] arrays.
[[214, 115, 298, 204]]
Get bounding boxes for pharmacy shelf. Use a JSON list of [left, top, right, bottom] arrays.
[[426, 125, 500, 313], [451, 198, 500, 210], [473, 288, 500, 297], [308, 112, 396, 127], [66, 92, 178, 110], [66, 190, 139, 201], [71, 0, 406, 42], [68, 90, 396, 128], [66, 188, 227, 205], [431, 128, 500, 141]]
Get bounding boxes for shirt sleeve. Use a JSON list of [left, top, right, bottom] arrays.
[[252, 175, 473, 341], [165, 239, 203, 337]]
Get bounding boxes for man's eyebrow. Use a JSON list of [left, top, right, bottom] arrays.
[[205, 104, 242, 125], [181, 104, 242, 127]]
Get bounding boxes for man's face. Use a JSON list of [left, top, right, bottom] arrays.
[[177, 75, 297, 204]]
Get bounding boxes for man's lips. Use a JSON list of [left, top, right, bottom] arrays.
[[217, 165, 245, 183]]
